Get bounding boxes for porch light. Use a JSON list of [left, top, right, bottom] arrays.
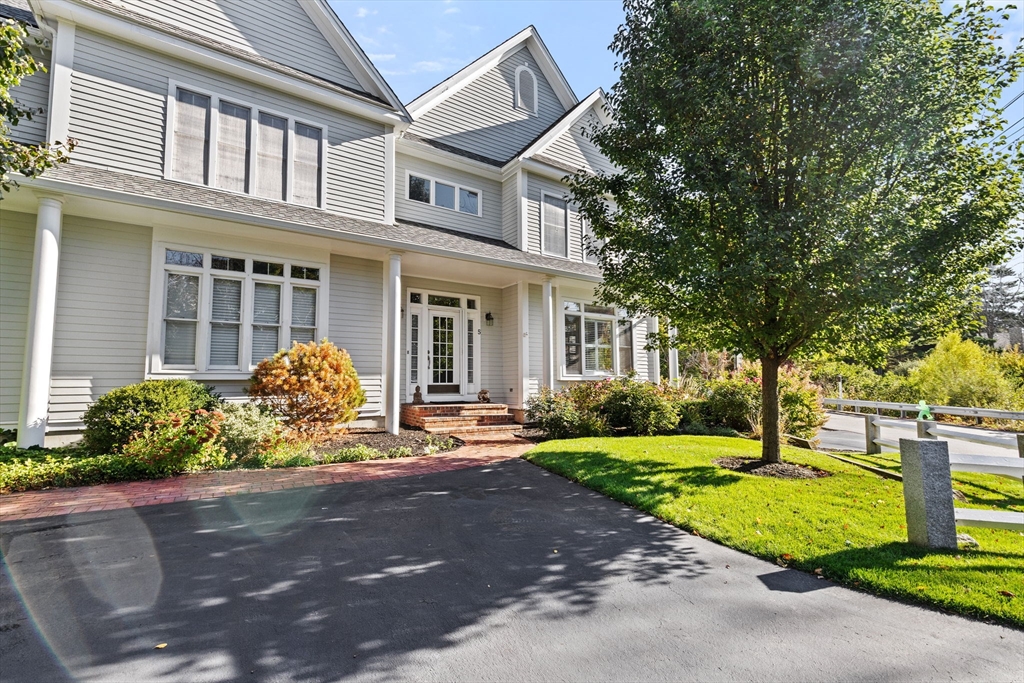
[[485, 312, 494, 326]]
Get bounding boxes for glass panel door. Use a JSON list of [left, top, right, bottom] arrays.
[[427, 311, 460, 395]]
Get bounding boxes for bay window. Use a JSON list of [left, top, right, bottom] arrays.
[[155, 246, 324, 374], [562, 300, 635, 378], [166, 83, 325, 208]]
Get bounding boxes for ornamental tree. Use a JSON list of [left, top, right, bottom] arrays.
[[571, 0, 1024, 462], [1, 18, 75, 194]]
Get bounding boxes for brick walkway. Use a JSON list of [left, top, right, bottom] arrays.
[[0, 440, 533, 522]]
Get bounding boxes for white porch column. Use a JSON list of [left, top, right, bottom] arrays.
[[646, 316, 661, 384], [541, 278, 554, 388], [668, 326, 680, 385], [385, 251, 402, 434], [18, 196, 64, 448]]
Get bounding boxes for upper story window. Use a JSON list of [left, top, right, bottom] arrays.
[[154, 245, 324, 375], [583, 220, 603, 265], [542, 193, 568, 258], [166, 84, 326, 209], [407, 172, 482, 217], [515, 65, 537, 114], [562, 300, 634, 378]]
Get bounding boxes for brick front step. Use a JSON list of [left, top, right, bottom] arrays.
[[400, 403, 516, 430], [420, 415, 517, 427], [423, 423, 522, 436]]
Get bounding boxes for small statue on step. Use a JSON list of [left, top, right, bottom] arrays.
[[477, 389, 491, 404], [413, 385, 424, 405]]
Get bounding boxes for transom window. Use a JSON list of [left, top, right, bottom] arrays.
[[156, 247, 323, 373], [407, 172, 482, 217], [542, 193, 569, 258], [167, 84, 326, 208], [562, 299, 634, 377]]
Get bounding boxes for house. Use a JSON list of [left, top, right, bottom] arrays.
[[1, 0, 661, 448]]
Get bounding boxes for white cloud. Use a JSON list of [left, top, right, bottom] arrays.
[[355, 33, 379, 47], [368, 53, 396, 61], [443, 6, 460, 14], [355, 7, 376, 18], [413, 60, 447, 72]]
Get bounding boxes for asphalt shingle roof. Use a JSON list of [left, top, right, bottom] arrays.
[[40, 164, 603, 280], [0, 0, 36, 26]]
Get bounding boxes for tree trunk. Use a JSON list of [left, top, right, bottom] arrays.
[[760, 355, 781, 463]]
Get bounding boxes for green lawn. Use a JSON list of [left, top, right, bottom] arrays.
[[524, 435, 1024, 626]]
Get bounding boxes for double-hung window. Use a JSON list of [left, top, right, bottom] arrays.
[[542, 194, 569, 258], [562, 300, 634, 378], [167, 84, 325, 208], [407, 172, 482, 217], [155, 246, 324, 374]]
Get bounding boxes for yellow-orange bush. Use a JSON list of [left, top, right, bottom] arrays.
[[249, 340, 366, 440]]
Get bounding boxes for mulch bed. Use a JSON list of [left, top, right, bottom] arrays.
[[713, 456, 831, 479], [316, 428, 461, 456], [514, 427, 549, 443]]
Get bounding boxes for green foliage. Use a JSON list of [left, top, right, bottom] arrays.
[[911, 333, 1016, 408], [570, 0, 1024, 460], [525, 387, 611, 440], [1, 18, 76, 193], [996, 347, 1024, 388], [81, 379, 220, 454], [120, 409, 229, 475], [604, 379, 679, 435], [702, 365, 826, 439], [703, 376, 763, 432], [0, 452, 156, 493], [424, 434, 456, 455], [217, 402, 281, 460], [525, 436, 1024, 627], [320, 443, 416, 464]]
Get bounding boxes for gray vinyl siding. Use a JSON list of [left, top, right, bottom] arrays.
[[395, 154, 502, 240], [501, 284, 520, 408], [501, 174, 519, 247], [0, 211, 34, 425], [69, 29, 386, 222], [49, 216, 152, 425], [525, 172, 584, 261], [399, 277, 504, 403], [544, 109, 615, 175], [9, 66, 49, 145], [329, 254, 384, 416], [527, 283, 543, 399], [113, 0, 362, 91], [407, 46, 567, 163]]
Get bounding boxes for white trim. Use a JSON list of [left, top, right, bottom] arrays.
[[557, 296, 636, 380], [146, 238, 329, 378], [514, 65, 538, 115], [517, 169, 528, 251], [540, 191, 569, 259], [164, 79, 329, 209], [407, 26, 577, 119], [384, 129, 396, 225], [386, 251, 402, 433], [515, 88, 612, 162], [404, 169, 484, 218], [404, 287, 482, 402], [397, 136, 503, 180], [518, 281, 530, 406], [34, 0, 408, 125], [44, 20, 73, 145]]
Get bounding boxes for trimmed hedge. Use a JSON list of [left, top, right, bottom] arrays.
[[0, 453, 158, 493]]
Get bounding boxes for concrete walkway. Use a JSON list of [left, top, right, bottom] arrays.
[[1, 455, 1020, 682], [0, 440, 531, 521]]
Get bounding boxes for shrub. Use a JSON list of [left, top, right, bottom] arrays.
[[525, 387, 610, 439], [0, 453, 156, 493], [911, 333, 1015, 408], [326, 443, 383, 463], [218, 402, 281, 460], [244, 439, 316, 468], [249, 340, 366, 440], [704, 364, 826, 438], [424, 435, 456, 455], [704, 376, 761, 432], [82, 380, 220, 455], [120, 409, 229, 475], [603, 379, 678, 435], [777, 367, 827, 439]]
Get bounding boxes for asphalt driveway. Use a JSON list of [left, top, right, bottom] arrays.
[[1, 458, 1021, 682]]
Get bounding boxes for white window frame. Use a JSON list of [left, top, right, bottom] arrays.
[[559, 297, 635, 380], [540, 191, 570, 259], [163, 79, 329, 209], [405, 288, 481, 401], [147, 242, 329, 378], [514, 65, 538, 115], [404, 170, 483, 217]]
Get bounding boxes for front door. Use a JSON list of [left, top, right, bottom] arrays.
[[427, 309, 461, 397]]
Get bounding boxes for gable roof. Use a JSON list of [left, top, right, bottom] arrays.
[[407, 26, 577, 120], [512, 88, 611, 163], [33, 0, 409, 119]]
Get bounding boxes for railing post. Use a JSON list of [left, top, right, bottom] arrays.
[[899, 438, 957, 549], [863, 415, 881, 454], [916, 420, 937, 440]]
